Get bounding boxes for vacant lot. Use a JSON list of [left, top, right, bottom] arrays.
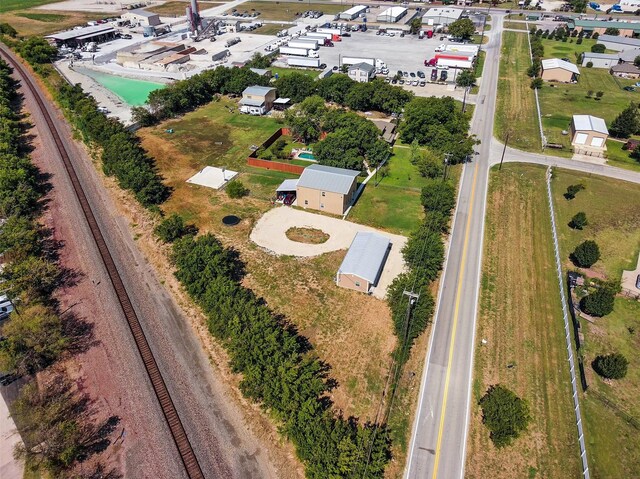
[[495, 32, 541, 151], [466, 164, 581, 479], [228, 1, 345, 21], [138, 98, 397, 421], [147, 1, 221, 16], [551, 169, 640, 478], [2, 9, 98, 35]]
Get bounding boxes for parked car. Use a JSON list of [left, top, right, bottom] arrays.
[[409, 72, 416, 78], [417, 70, 425, 78], [431, 69, 438, 81], [636, 274, 640, 289], [623, 86, 636, 91], [419, 80, 426, 86], [440, 70, 448, 81]]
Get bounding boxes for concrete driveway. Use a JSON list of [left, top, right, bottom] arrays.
[[250, 207, 407, 299]]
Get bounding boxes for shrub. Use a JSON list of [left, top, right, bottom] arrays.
[[593, 353, 628, 379], [581, 288, 615, 317], [154, 213, 198, 243], [571, 240, 600, 268], [479, 385, 531, 448], [420, 179, 456, 216], [530, 77, 544, 89], [576, 37, 583, 45], [569, 212, 588, 230], [226, 180, 248, 198], [590, 43, 606, 53], [564, 183, 585, 199]]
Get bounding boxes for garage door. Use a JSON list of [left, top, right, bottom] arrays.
[[574, 133, 588, 145], [591, 136, 605, 147]]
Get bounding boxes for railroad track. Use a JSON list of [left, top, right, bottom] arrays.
[[0, 47, 206, 479]]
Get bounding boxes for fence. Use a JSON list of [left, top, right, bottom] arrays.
[[545, 167, 590, 479], [525, 27, 546, 150], [588, 389, 640, 431], [247, 157, 305, 174]]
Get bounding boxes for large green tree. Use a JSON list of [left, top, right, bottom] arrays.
[[610, 103, 640, 138], [571, 240, 600, 268], [593, 353, 628, 379], [420, 179, 457, 216], [18, 37, 57, 65], [274, 72, 316, 103], [479, 385, 531, 447], [284, 95, 327, 143], [580, 288, 615, 317], [447, 18, 476, 39]]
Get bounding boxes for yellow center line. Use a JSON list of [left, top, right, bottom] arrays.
[[431, 161, 480, 479]]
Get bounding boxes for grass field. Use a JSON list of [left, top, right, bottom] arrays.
[[550, 169, 640, 479], [229, 1, 345, 21], [466, 164, 581, 479], [2, 10, 100, 35], [253, 22, 290, 36], [138, 97, 398, 421], [541, 37, 601, 62], [503, 21, 528, 30], [495, 31, 541, 151], [604, 138, 640, 171], [269, 66, 320, 79], [147, 1, 221, 16], [0, 0, 60, 13]]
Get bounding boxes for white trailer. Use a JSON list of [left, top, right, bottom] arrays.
[[306, 32, 332, 40], [444, 44, 480, 55], [280, 46, 318, 57], [341, 56, 386, 69], [287, 57, 321, 68], [289, 39, 318, 50], [317, 27, 342, 36], [437, 58, 473, 69]]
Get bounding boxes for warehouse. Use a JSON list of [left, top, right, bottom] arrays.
[[598, 34, 640, 52], [570, 115, 609, 156], [46, 24, 117, 48], [541, 58, 580, 83], [421, 7, 463, 27], [297, 164, 360, 215], [121, 9, 161, 27], [580, 52, 619, 68], [336, 232, 391, 294], [376, 6, 408, 23], [568, 19, 640, 37], [340, 5, 367, 20]]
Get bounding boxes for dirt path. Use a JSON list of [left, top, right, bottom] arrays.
[[10, 51, 286, 478]]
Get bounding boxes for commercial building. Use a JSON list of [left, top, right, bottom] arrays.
[[296, 164, 360, 215], [121, 9, 161, 27], [421, 7, 463, 27], [46, 24, 117, 48], [541, 58, 580, 82], [348, 62, 376, 82], [570, 115, 609, 156], [610, 62, 640, 78], [336, 232, 391, 294], [567, 19, 640, 37], [377, 7, 408, 23], [239, 86, 277, 115], [618, 48, 640, 63], [580, 52, 620, 68], [339, 5, 367, 20], [598, 34, 640, 51]]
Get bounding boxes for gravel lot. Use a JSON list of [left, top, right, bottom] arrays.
[[250, 207, 407, 299]]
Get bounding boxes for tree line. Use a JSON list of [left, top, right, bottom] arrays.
[[159, 230, 392, 477], [0, 59, 120, 478]]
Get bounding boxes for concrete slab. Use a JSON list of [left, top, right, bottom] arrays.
[[186, 166, 238, 189], [621, 251, 640, 294]]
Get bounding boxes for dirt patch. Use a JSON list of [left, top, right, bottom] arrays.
[[285, 227, 330, 244]]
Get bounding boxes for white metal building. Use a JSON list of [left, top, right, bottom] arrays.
[[336, 232, 391, 294], [376, 6, 408, 23], [340, 5, 367, 20], [580, 52, 619, 68], [598, 34, 640, 52], [421, 7, 463, 26]]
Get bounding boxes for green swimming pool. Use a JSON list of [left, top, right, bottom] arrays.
[[80, 69, 165, 106], [298, 152, 315, 160]]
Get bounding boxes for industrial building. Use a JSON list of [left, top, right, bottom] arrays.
[[239, 86, 277, 115], [598, 34, 640, 52], [336, 232, 391, 294], [568, 19, 640, 37], [339, 5, 367, 20], [421, 7, 463, 27], [348, 62, 376, 83], [296, 164, 360, 215], [116, 41, 201, 72], [46, 24, 117, 48], [121, 9, 161, 27], [541, 58, 580, 83], [570, 115, 609, 156], [580, 52, 619, 69], [376, 6, 408, 23]]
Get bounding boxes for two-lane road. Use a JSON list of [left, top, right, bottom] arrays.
[[405, 14, 504, 479]]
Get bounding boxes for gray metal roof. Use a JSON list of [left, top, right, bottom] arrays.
[[338, 232, 390, 284], [572, 115, 609, 135], [542, 58, 580, 74], [619, 48, 640, 62], [296, 164, 360, 195], [242, 85, 276, 96], [599, 34, 640, 46], [349, 62, 375, 73], [46, 24, 115, 41], [581, 52, 619, 60], [129, 9, 159, 17], [239, 98, 265, 107], [276, 179, 299, 192]]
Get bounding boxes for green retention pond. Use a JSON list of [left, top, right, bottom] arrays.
[[79, 68, 165, 106]]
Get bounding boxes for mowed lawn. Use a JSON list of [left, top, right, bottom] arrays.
[[229, 1, 345, 21], [495, 32, 541, 151], [604, 138, 640, 172], [138, 97, 397, 422], [551, 169, 640, 478], [466, 164, 581, 479]]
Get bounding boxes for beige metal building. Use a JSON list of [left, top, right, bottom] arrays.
[[239, 86, 277, 115], [121, 9, 161, 27], [570, 115, 609, 156], [336, 232, 391, 293], [541, 58, 580, 83], [296, 164, 360, 215]]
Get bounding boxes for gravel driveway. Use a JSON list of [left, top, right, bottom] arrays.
[[250, 207, 407, 299]]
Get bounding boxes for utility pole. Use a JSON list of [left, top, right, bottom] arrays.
[[499, 132, 510, 170], [462, 85, 469, 113], [443, 153, 452, 180]]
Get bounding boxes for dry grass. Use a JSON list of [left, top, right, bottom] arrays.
[[466, 164, 581, 479], [285, 227, 330, 244], [147, 1, 221, 16], [4, 10, 102, 36]]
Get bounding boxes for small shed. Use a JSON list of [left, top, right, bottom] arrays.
[[580, 52, 619, 69], [272, 97, 291, 111], [570, 115, 609, 155], [336, 232, 391, 293], [541, 58, 580, 83]]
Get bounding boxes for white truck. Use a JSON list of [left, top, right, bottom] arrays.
[[289, 39, 318, 50], [341, 56, 386, 69], [287, 57, 321, 68], [316, 27, 341, 36], [280, 46, 319, 58]]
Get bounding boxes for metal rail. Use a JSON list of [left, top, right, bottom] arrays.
[[0, 47, 205, 479]]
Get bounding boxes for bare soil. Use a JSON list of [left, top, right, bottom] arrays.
[[285, 227, 330, 244]]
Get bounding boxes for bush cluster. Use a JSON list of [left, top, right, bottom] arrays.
[[479, 385, 531, 448], [571, 239, 600, 268], [171, 234, 391, 477], [593, 352, 628, 379]]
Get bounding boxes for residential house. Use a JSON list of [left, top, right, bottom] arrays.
[[239, 86, 277, 115], [296, 164, 360, 215], [348, 62, 376, 83]]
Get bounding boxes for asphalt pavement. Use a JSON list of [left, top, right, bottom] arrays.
[[404, 12, 504, 479]]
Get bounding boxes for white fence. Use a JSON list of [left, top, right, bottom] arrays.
[[545, 167, 590, 479], [525, 25, 546, 150]]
